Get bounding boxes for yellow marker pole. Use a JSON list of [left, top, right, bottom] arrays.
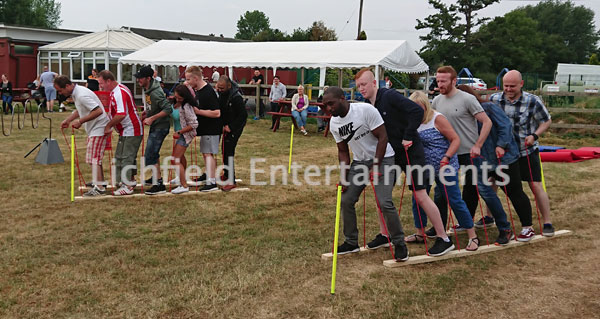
[[71, 134, 75, 202], [288, 124, 294, 173], [539, 156, 547, 192], [330, 184, 342, 295]]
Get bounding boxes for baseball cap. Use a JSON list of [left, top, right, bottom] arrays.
[[134, 66, 154, 78]]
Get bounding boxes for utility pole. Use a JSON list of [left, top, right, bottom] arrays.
[[357, 0, 364, 40]]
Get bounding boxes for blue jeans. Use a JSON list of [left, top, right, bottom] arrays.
[[412, 171, 474, 229], [2, 95, 12, 113], [144, 128, 169, 166], [435, 157, 512, 231], [292, 109, 308, 128]]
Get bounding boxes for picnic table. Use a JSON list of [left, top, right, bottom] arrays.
[[267, 99, 332, 137]]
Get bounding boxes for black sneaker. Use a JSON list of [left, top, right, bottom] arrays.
[[367, 233, 391, 250], [428, 237, 455, 257], [475, 216, 495, 229], [542, 223, 555, 237], [395, 244, 409, 262], [200, 183, 218, 192], [194, 173, 207, 183], [144, 183, 166, 195], [495, 229, 514, 246], [425, 227, 437, 238], [337, 242, 360, 255], [144, 177, 163, 186]]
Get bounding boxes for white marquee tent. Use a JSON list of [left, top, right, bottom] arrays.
[[118, 39, 428, 88]]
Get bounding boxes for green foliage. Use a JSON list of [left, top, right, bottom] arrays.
[[0, 0, 62, 28], [235, 11, 337, 42], [518, 0, 599, 74], [416, 0, 499, 67], [235, 10, 271, 40], [589, 53, 600, 65]]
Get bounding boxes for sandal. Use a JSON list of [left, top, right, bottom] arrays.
[[466, 237, 480, 251], [405, 233, 425, 244]]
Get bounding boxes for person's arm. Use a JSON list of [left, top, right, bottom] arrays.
[[435, 115, 460, 162], [269, 86, 274, 101], [472, 111, 492, 157], [370, 124, 389, 172], [8, 82, 13, 95], [291, 94, 298, 111], [337, 141, 351, 192], [525, 99, 552, 146], [72, 106, 103, 129], [485, 104, 512, 158], [104, 114, 125, 135], [387, 91, 424, 147], [194, 107, 220, 118], [526, 119, 552, 146], [61, 109, 80, 128]]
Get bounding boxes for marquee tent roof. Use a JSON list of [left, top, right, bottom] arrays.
[[118, 40, 428, 73], [39, 29, 154, 52]]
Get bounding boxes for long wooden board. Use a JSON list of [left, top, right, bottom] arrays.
[[321, 246, 381, 260], [382, 229, 572, 267], [79, 179, 243, 190], [74, 187, 250, 201]]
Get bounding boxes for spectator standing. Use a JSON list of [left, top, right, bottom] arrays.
[[316, 86, 329, 132], [384, 76, 392, 89], [249, 68, 265, 118], [1, 74, 13, 114], [211, 68, 220, 83], [268, 75, 286, 129], [86, 69, 100, 92], [40, 66, 57, 112]]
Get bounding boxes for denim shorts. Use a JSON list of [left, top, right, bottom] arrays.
[[175, 135, 189, 147], [144, 128, 169, 165]]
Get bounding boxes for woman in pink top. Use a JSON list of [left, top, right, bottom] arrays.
[[171, 85, 198, 194], [291, 85, 309, 135]]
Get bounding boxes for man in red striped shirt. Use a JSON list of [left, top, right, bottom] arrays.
[[99, 70, 143, 196]]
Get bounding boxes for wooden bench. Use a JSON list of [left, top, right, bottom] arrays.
[[267, 99, 331, 136]]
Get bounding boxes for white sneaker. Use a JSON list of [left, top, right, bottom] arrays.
[[113, 185, 134, 196], [171, 186, 189, 194], [170, 177, 180, 185]]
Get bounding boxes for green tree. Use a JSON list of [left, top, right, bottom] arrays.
[[415, 0, 498, 67], [0, 0, 61, 28], [590, 53, 600, 65], [307, 21, 337, 41], [470, 11, 545, 73], [518, 0, 599, 73], [235, 10, 270, 40]]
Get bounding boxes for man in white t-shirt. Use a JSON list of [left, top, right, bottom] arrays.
[[211, 68, 220, 82], [58, 75, 111, 197], [98, 70, 143, 196], [324, 86, 408, 262]]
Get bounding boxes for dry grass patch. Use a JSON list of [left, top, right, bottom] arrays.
[[0, 113, 599, 318]]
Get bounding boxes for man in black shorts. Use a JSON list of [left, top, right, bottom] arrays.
[[355, 68, 454, 256]]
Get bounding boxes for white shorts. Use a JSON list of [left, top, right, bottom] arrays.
[[200, 135, 220, 154]]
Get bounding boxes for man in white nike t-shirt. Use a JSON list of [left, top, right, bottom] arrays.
[[324, 86, 408, 262]]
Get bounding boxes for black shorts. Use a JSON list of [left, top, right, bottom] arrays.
[[519, 149, 542, 182], [393, 139, 427, 191]]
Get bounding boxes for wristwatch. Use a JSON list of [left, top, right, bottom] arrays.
[[532, 133, 539, 141]]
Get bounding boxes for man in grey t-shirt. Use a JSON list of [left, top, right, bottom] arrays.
[[40, 66, 58, 112], [431, 66, 492, 229]]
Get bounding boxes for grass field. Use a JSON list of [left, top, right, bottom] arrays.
[[1, 111, 599, 318]]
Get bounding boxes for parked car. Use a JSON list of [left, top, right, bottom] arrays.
[[457, 77, 487, 90]]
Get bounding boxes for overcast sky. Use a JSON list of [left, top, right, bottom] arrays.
[[56, 0, 600, 50]]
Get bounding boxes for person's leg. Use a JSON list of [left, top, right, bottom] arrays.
[[173, 144, 188, 188], [86, 136, 107, 189], [121, 135, 142, 187], [500, 161, 533, 228], [521, 150, 551, 224], [341, 161, 367, 246], [2, 95, 7, 114], [436, 173, 478, 249], [291, 110, 301, 127], [270, 102, 279, 128], [300, 109, 308, 130], [223, 125, 244, 182], [458, 154, 479, 218], [144, 129, 168, 184], [477, 177, 512, 231], [114, 136, 126, 186], [411, 185, 431, 234], [317, 109, 325, 130]]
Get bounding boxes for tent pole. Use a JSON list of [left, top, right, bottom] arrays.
[[301, 67, 305, 85], [375, 66, 380, 88], [319, 67, 326, 97], [117, 62, 122, 83], [337, 69, 343, 87]]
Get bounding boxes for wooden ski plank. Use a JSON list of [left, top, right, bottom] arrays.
[[74, 187, 250, 201], [79, 179, 243, 190], [321, 246, 375, 260], [382, 230, 572, 267]]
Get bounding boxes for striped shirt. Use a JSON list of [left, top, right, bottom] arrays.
[[489, 91, 551, 156], [110, 84, 142, 136]]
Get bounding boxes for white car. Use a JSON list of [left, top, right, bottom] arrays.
[[457, 77, 487, 90]]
